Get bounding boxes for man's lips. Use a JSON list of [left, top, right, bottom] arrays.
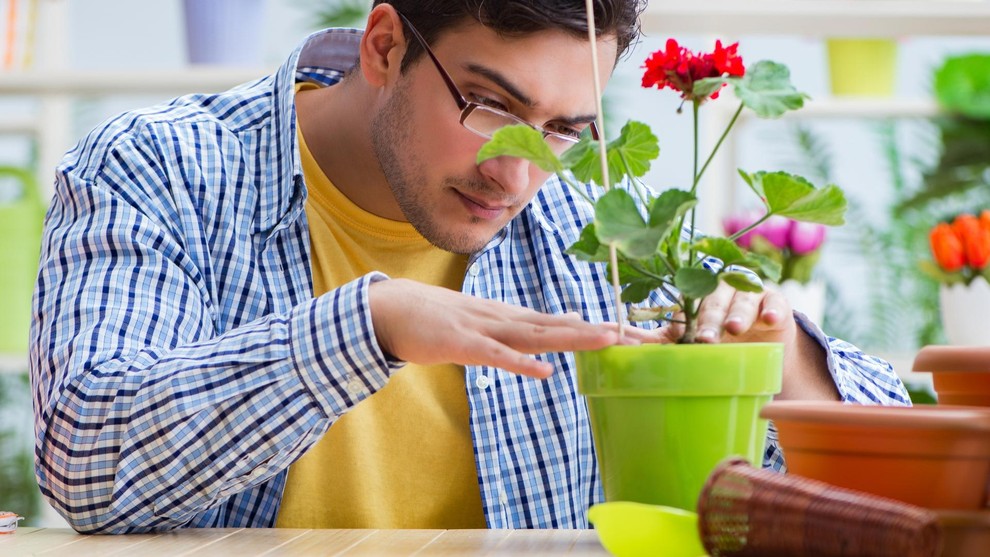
[[456, 190, 510, 220]]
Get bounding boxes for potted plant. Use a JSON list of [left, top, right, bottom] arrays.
[[479, 38, 847, 511], [923, 211, 990, 346], [723, 213, 828, 323]]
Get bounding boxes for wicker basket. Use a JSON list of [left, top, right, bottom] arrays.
[[697, 458, 943, 557]]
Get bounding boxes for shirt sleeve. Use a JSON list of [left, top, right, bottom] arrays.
[[30, 135, 397, 533]]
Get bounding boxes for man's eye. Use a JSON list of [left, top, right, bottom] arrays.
[[545, 123, 583, 139], [470, 94, 508, 111]]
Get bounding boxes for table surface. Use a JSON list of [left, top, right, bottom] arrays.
[[1, 527, 611, 556]]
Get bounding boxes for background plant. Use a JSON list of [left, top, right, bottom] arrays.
[[723, 213, 826, 285], [479, 40, 847, 343], [924, 211, 990, 285]]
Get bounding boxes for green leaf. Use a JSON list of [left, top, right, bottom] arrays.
[[919, 260, 966, 285], [737, 169, 765, 207], [691, 237, 746, 267], [721, 270, 764, 293], [734, 60, 808, 118], [784, 250, 821, 284], [622, 279, 660, 303], [594, 189, 664, 259], [746, 171, 847, 225], [648, 189, 697, 239], [694, 76, 731, 100], [934, 54, 990, 119], [674, 267, 719, 299], [609, 121, 660, 180], [743, 250, 783, 283], [559, 121, 659, 186], [476, 125, 562, 173], [559, 138, 600, 184], [566, 224, 610, 262]]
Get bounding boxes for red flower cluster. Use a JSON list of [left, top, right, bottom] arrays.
[[930, 211, 990, 272], [641, 38, 745, 101]]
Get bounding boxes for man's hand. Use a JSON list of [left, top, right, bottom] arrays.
[[655, 282, 839, 401], [654, 281, 795, 345], [369, 279, 646, 378]]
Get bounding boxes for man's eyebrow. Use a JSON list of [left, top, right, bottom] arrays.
[[465, 63, 597, 126]]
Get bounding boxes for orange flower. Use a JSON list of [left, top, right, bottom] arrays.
[[930, 222, 965, 272], [952, 214, 990, 270], [980, 209, 990, 234]]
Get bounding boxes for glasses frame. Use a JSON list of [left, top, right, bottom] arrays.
[[396, 11, 600, 147]]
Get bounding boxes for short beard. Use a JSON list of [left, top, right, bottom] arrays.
[[369, 80, 505, 255]]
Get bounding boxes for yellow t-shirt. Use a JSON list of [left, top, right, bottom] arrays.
[[276, 91, 485, 529]]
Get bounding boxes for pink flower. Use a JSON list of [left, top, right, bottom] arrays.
[[722, 211, 761, 248], [755, 216, 791, 250], [787, 221, 826, 255]]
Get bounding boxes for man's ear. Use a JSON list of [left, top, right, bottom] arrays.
[[360, 4, 407, 88]]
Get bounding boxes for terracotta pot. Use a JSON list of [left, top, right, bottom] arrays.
[[760, 401, 990, 509], [913, 345, 990, 407], [937, 510, 990, 557]]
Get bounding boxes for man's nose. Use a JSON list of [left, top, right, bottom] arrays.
[[477, 155, 532, 196]]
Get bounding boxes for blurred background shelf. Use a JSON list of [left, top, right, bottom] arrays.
[[642, 0, 990, 37], [0, 68, 266, 95]]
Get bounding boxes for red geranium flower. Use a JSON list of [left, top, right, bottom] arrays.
[[641, 38, 745, 101]]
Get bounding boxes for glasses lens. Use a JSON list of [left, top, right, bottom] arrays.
[[464, 106, 579, 154], [462, 106, 523, 139]]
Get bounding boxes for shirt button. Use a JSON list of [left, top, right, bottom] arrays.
[[475, 375, 491, 390], [346, 378, 364, 396], [468, 263, 481, 276], [499, 488, 509, 506]]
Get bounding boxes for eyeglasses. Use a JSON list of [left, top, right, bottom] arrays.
[[396, 12, 599, 154]]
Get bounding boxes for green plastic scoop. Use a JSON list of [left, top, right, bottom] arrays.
[[588, 501, 708, 557]]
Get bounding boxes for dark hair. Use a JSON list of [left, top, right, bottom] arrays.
[[371, 0, 646, 72]]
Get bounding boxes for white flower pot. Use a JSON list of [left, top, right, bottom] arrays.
[[939, 278, 990, 346], [779, 279, 825, 324], [182, 0, 267, 66]]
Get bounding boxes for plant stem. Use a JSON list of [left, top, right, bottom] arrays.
[[680, 296, 699, 343], [727, 214, 772, 242], [693, 103, 744, 192]]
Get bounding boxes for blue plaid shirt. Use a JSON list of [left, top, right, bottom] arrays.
[[30, 28, 910, 534]]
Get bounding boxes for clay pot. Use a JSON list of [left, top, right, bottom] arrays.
[[760, 401, 990, 509], [913, 345, 990, 406], [937, 510, 990, 557]]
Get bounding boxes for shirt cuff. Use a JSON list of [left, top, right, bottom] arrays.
[[288, 272, 402, 417]]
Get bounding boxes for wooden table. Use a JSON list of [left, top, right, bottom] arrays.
[[1, 527, 610, 556]]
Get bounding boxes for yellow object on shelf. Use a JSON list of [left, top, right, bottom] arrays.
[[826, 38, 898, 97]]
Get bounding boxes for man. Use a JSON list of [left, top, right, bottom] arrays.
[[30, 0, 908, 534]]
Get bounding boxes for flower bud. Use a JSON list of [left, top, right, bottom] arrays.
[[952, 213, 990, 270], [930, 222, 965, 272], [788, 221, 827, 255]]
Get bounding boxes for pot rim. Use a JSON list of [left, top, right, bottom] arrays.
[[913, 345, 990, 372], [761, 401, 990, 431]]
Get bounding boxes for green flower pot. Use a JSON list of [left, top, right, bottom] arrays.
[[826, 38, 898, 97], [0, 166, 43, 355], [577, 343, 783, 512]]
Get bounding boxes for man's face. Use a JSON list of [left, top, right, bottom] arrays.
[[370, 21, 618, 255]]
